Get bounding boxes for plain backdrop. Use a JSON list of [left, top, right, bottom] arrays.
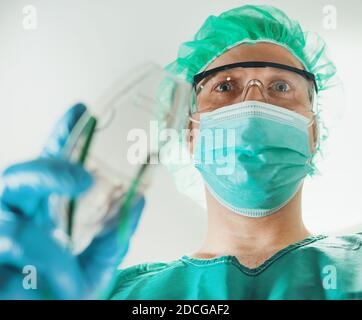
[[1, 0, 362, 267]]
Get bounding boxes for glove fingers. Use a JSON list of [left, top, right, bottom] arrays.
[[0, 216, 84, 299], [1, 158, 93, 215], [41, 103, 87, 157]]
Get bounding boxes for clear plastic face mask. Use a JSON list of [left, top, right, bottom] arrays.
[[52, 63, 192, 253]]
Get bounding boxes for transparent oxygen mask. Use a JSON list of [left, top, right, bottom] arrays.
[[53, 63, 192, 253]]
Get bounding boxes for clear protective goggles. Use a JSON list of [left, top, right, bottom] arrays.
[[190, 61, 317, 122]]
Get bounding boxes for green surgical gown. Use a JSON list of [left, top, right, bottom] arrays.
[[110, 234, 362, 300]]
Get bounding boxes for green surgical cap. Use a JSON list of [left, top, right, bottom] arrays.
[[165, 4, 337, 94]]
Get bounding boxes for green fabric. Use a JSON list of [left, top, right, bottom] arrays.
[[110, 234, 362, 300], [165, 4, 336, 92]]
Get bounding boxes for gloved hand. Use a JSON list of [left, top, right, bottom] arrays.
[[0, 104, 145, 299]]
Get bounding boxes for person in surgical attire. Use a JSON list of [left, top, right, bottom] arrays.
[[0, 5, 361, 300]]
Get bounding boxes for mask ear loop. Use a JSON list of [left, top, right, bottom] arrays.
[[309, 113, 319, 157], [189, 116, 200, 124], [307, 82, 318, 149], [305, 114, 318, 166], [306, 83, 319, 162], [308, 116, 316, 128]]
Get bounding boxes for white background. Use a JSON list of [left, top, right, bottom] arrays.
[[0, 0, 362, 267]]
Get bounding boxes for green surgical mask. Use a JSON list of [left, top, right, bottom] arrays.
[[193, 101, 313, 218]]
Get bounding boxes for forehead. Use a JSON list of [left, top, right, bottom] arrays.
[[205, 42, 304, 71]]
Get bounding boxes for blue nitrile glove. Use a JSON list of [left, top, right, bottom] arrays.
[[0, 104, 145, 299]]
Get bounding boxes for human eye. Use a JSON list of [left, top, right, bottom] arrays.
[[271, 80, 291, 93], [213, 80, 236, 93]]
